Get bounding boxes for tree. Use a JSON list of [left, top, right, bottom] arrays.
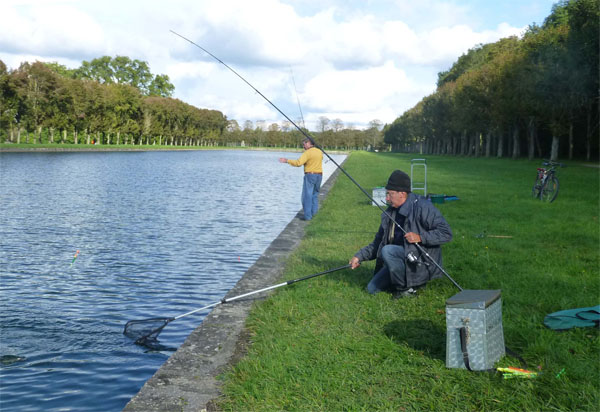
[[437, 42, 498, 87], [331, 118, 344, 132], [267, 123, 280, 146], [109, 83, 142, 144], [366, 119, 383, 151], [564, 0, 599, 160], [45, 72, 73, 143], [227, 119, 240, 133], [68, 77, 94, 144], [531, 24, 573, 160], [74, 56, 174, 97], [317, 116, 330, 132], [0, 60, 23, 142], [11, 62, 61, 143], [148, 74, 175, 97], [44, 62, 76, 78]]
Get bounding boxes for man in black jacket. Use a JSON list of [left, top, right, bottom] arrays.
[[349, 170, 452, 298]]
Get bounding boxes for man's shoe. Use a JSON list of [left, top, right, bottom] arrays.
[[392, 287, 418, 299]]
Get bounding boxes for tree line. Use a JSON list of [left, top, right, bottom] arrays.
[[0, 55, 385, 150], [224, 118, 384, 151], [383, 0, 599, 161], [0, 57, 227, 146]]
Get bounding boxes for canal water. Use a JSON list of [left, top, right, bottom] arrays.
[[0, 149, 345, 411]]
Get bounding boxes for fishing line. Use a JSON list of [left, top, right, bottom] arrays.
[[289, 66, 328, 164], [289, 66, 306, 130], [170, 30, 463, 291]]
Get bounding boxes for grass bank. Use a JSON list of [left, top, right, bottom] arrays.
[[216, 152, 599, 411]]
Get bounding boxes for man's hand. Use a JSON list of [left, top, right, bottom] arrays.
[[349, 256, 361, 269], [279, 157, 287, 163], [404, 232, 422, 243]]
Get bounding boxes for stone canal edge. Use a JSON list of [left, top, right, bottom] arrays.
[[123, 161, 346, 412]]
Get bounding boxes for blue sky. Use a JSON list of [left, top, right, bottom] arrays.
[[0, 0, 557, 130]]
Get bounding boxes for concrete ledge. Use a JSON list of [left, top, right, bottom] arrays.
[[123, 163, 344, 412]]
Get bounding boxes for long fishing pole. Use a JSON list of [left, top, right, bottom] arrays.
[[170, 30, 462, 291], [124, 264, 351, 345]]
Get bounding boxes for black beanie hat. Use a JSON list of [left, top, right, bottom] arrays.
[[385, 170, 411, 192]]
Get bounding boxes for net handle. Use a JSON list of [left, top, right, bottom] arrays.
[[174, 264, 351, 320], [124, 264, 350, 343]]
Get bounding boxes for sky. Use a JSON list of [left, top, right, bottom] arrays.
[[0, 0, 558, 130]]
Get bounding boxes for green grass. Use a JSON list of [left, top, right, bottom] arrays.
[[217, 152, 599, 411]]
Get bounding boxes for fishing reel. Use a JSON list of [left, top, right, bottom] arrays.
[[406, 251, 429, 266], [406, 251, 419, 263]]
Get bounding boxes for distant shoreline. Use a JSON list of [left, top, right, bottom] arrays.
[[0, 145, 349, 155], [0, 146, 207, 153]]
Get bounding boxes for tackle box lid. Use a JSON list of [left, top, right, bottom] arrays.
[[446, 289, 501, 309]]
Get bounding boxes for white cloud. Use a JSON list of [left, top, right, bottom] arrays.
[[381, 21, 421, 64], [419, 23, 526, 65], [317, 14, 385, 68], [0, 2, 104, 59], [303, 61, 413, 111], [164, 0, 312, 66], [167, 61, 217, 82], [423, 25, 487, 64]]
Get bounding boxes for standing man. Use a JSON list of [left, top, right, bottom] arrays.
[[349, 170, 452, 298], [279, 138, 324, 220]]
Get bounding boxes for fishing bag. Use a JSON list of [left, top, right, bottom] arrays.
[[543, 305, 600, 331]]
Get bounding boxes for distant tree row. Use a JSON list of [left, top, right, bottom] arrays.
[[224, 118, 385, 151], [0, 56, 385, 150], [0, 59, 226, 146], [384, 0, 599, 161]]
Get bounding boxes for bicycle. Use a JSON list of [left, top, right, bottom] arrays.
[[532, 160, 565, 202]]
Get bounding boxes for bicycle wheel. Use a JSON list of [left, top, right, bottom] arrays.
[[540, 175, 559, 202], [532, 176, 544, 199]]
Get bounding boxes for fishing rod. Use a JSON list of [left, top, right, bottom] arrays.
[[170, 30, 463, 292], [124, 264, 351, 345]]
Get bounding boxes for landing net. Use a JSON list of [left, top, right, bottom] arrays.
[[123, 317, 173, 345]]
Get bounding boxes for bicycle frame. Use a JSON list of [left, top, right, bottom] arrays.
[[532, 160, 563, 202]]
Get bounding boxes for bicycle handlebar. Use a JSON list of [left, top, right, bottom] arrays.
[[542, 160, 565, 168]]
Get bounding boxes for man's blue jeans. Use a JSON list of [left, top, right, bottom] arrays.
[[302, 173, 322, 220], [367, 244, 407, 294]]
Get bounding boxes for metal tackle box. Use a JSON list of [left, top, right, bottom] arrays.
[[446, 289, 505, 370]]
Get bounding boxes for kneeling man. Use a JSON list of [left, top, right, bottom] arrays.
[[349, 170, 452, 298]]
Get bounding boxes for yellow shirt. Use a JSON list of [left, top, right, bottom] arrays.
[[286, 147, 323, 173]]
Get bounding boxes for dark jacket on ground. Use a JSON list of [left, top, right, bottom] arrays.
[[354, 192, 452, 288]]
